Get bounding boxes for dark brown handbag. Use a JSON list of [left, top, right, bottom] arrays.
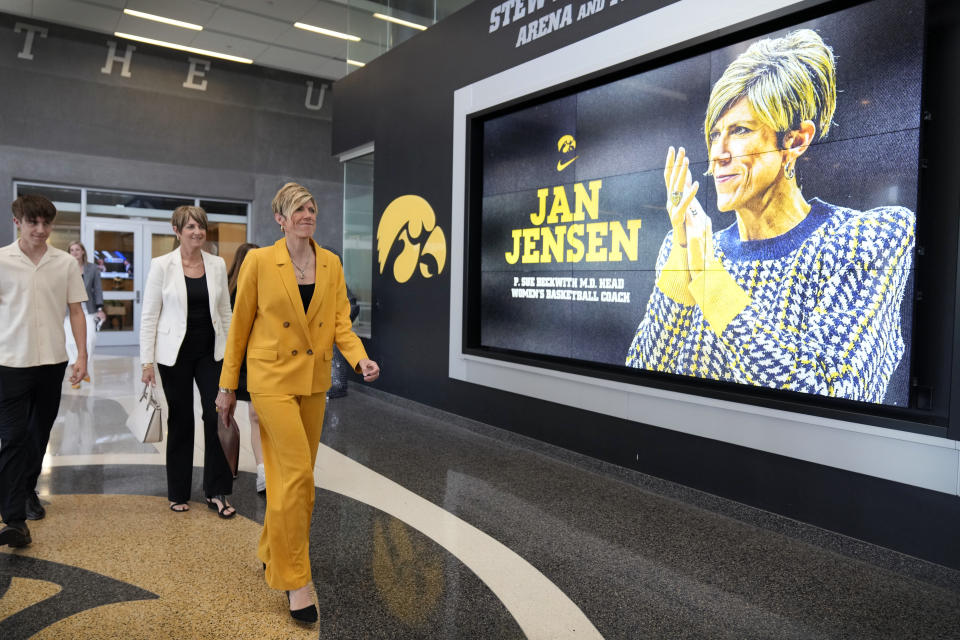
[[217, 410, 240, 479]]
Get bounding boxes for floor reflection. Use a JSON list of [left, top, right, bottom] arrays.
[[2, 353, 956, 640]]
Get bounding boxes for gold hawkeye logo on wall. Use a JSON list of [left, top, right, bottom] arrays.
[[556, 134, 578, 172], [377, 195, 447, 284]]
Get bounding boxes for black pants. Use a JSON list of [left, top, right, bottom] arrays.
[[0, 361, 67, 525], [158, 346, 232, 503]]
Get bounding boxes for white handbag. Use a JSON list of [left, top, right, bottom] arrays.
[[127, 383, 163, 443]]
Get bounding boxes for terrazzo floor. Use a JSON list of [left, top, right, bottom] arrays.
[[1, 353, 959, 639]]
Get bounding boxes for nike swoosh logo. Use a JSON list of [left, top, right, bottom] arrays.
[[556, 156, 578, 171]]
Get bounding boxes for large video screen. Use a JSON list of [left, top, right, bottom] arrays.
[[474, 0, 921, 406]]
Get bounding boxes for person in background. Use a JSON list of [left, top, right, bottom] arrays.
[[140, 206, 235, 516], [321, 245, 360, 399], [226, 242, 266, 494], [0, 195, 87, 547], [64, 241, 106, 390], [216, 182, 379, 625]]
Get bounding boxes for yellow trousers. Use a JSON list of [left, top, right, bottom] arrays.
[[251, 392, 327, 590]]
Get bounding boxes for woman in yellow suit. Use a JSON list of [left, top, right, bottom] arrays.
[[215, 183, 379, 625]]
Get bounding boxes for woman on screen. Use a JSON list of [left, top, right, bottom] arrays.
[[625, 29, 915, 403]]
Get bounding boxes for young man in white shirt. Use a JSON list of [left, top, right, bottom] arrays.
[[0, 195, 88, 547]]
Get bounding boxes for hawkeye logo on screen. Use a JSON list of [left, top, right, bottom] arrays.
[[504, 135, 643, 265], [556, 134, 578, 171], [377, 195, 447, 284]]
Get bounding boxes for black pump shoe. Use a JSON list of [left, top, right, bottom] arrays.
[[286, 591, 318, 624]]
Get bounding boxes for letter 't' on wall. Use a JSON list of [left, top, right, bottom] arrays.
[[377, 195, 447, 284], [14, 23, 48, 60]]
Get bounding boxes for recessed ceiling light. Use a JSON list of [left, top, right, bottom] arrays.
[[123, 9, 203, 31], [113, 32, 253, 64], [373, 13, 427, 31], [294, 22, 361, 42]]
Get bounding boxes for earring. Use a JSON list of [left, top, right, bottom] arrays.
[[784, 161, 795, 180]]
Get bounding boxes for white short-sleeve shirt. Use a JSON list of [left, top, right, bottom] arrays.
[[0, 241, 88, 368]]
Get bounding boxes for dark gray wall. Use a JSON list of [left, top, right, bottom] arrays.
[[0, 13, 342, 249], [332, 0, 960, 571]]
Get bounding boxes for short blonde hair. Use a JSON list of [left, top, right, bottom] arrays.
[[271, 182, 316, 220], [705, 29, 836, 150], [171, 205, 208, 233]]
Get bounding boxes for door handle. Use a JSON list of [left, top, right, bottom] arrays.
[[136, 290, 141, 304]]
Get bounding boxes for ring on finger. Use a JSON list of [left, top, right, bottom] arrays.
[[670, 191, 682, 206]]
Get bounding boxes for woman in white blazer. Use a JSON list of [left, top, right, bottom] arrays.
[[140, 206, 235, 516]]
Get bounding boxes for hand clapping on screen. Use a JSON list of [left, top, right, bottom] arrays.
[[664, 146, 699, 252], [664, 146, 712, 275]]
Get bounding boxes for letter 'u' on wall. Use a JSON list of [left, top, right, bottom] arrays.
[[377, 195, 447, 284], [305, 80, 326, 110]]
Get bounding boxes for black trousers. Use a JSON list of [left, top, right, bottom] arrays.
[[0, 361, 67, 525], [157, 344, 232, 503]]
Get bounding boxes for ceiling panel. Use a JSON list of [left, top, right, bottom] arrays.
[[257, 44, 347, 79], [125, 0, 218, 25], [296, 3, 355, 36], [325, 0, 442, 24], [220, 0, 320, 23], [0, 0, 32, 16], [188, 30, 270, 59], [296, 3, 396, 45], [206, 7, 290, 43], [344, 39, 385, 65], [115, 13, 202, 44], [33, 0, 121, 32], [312, 57, 348, 80], [345, 14, 392, 44], [274, 24, 352, 58], [0, 0, 441, 80]]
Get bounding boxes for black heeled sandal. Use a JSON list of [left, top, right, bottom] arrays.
[[205, 495, 236, 519], [286, 590, 318, 625]]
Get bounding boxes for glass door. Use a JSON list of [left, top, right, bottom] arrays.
[[145, 220, 178, 262], [83, 220, 177, 346], [86, 220, 139, 346]]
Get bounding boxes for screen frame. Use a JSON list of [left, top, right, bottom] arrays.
[[459, 0, 955, 439], [449, 0, 960, 494]]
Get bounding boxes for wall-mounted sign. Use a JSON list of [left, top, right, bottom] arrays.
[[377, 195, 447, 284]]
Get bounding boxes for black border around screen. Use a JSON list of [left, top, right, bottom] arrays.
[[463, 0, 960, 438]]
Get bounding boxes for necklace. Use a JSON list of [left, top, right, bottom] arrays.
[[181, 256, 203, 271], [289, 256, 307, 280]]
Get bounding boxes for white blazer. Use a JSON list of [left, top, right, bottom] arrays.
[[139, 249, 232, 366]]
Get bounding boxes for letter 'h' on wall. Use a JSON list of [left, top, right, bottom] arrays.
[[101, 40, 135, 78]]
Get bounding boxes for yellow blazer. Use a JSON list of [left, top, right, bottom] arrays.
[[219, 238, 368, 396]]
